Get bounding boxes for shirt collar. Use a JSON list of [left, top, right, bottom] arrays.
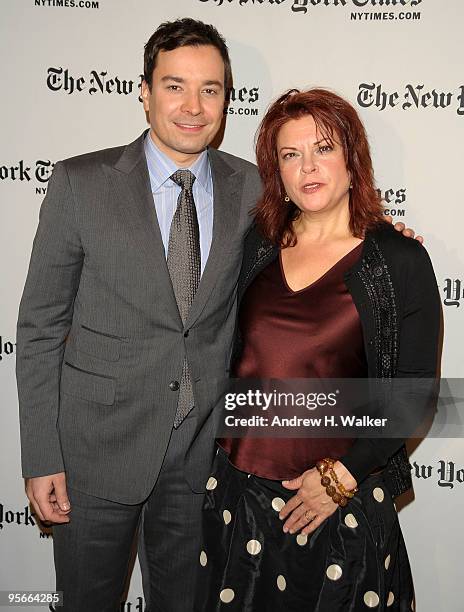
[[144, 131, 211, 194]]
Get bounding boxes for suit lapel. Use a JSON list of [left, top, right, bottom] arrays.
[[186, 148, 243, 328], [109, 136, 244, 329], [110, 132, 182, 326]]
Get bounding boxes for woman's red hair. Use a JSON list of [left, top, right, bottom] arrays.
[[254, 88, 385, 246]]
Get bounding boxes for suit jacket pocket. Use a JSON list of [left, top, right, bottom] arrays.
[[76, 324, 123, 362], [61, 361, 116, 405]]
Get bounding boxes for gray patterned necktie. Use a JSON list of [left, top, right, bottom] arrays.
[[167, 169, 200, 427]]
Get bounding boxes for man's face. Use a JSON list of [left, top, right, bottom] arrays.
[[141, 45, 226, 167]]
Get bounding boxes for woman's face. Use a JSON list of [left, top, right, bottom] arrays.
[[276, 115, 351, 217]]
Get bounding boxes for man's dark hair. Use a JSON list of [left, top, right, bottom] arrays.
[[144, 18, 232, 90]]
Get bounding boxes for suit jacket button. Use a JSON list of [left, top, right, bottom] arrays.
[[184, 330, 189, 337], [169, 380, 179, 391]]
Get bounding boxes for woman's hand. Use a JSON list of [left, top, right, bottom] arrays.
[[279, 462, 357, 536]]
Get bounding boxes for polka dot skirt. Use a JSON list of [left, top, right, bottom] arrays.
[[195, 449, 414, 611]]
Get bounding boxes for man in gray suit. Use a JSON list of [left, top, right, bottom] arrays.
[[17, 18, 260, 612], [17, 16, 418, 612]]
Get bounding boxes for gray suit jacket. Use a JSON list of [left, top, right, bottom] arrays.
[[16, 132, 261, 503]]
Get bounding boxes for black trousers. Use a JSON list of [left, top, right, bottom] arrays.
[[53, 413, 205, 612]]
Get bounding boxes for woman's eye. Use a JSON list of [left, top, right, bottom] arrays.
[[318, 144, 333, 154], [282, 152, 296, 160]]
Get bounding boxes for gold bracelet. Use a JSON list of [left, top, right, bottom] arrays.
[[316, 458, 357, 506], [328, 465, 358, 498]]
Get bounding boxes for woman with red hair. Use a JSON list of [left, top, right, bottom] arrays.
[[196, 89, 440, 611]]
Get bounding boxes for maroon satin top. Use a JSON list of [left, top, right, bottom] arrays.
[[220, 243, 367, 480]]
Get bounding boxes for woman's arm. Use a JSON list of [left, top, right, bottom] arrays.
[[339, 241, 441, 485]]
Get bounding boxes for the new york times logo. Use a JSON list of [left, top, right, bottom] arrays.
[[413, 459, 464, 488], [50, 596, 145, 612], [45, 67, 260, 113], [378, 187, 406, 217], [47, 67, 135, 95], [197, 0, 422, 16], [225, 86, 260, 117], [442, 279, 464, 308], [0, 502, 36, 530], [358, 83, 464, 116], [35, 0, 100, 8], [0, 161, 54, 194], [0, 161, 54, 183], [0, 336, 17, 362]]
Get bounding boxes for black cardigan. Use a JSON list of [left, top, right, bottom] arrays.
[[232, 222, 441, 497]]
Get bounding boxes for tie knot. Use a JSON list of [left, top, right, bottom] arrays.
[[170, 169, 196, 191]]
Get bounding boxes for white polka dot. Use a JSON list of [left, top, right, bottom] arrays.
[[373, 487, 385, 503], [199, 551, 207, 567], [384, 554, 391, 570], [296, 533, 308, 546], [364, 591, 380, 607], [206, 477, 217, 491], [326, 564, 343, 581], [387, 592, 395, 607], [344, 513, 358, 528], [247, 474, 251, 478], [223, 510, 232, 525], [246, 539, 262, 555], [277, 575, 286, 591], [272, 497, 285, 512], [220, 589, 235, 603]]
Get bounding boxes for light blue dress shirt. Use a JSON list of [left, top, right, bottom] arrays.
[[144, 132, 214, 276]]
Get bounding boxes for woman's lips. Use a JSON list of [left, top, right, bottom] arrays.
[[301, 182, 324, 194]]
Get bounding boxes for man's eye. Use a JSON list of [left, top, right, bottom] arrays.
[[203, 89, 218, 95], [167, 85, 181, 91]]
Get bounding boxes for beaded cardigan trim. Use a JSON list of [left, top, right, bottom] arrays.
[[354, 236, 412, 497], [357, 237, 399, 379]]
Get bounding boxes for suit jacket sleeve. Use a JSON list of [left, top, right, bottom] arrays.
[[340, 241, 441, 485], [16, 161, 84, 478]]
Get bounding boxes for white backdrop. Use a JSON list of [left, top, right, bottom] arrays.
[[1, 0, 463, 610]]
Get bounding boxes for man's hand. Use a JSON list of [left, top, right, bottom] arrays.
[[25, 472, 71, 524], [386, 216, 424, 244]]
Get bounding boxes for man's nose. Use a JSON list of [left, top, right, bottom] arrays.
[[181, 92, 202, 115]]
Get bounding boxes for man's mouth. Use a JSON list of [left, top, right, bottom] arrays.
[[174, 122, 206, 132]]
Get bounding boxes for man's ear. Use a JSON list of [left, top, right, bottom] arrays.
[[141, 80, 150, 112]]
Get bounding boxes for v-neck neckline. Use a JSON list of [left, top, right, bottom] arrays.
[[279, 241, 364, 295]]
